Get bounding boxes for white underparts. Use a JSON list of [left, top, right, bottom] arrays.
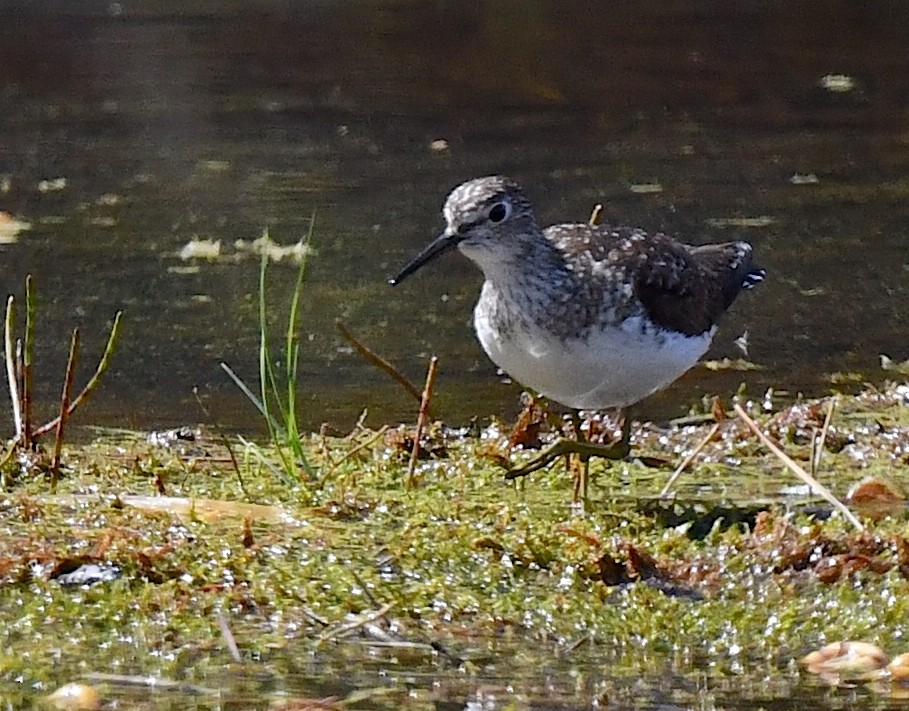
[[474, 307, 713, 410]]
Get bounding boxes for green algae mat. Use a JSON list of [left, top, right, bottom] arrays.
[[1, 386, 908, 709]]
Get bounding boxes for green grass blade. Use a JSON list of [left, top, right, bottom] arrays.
[[219, 362, 283, 433], [235, 221, 319, 483]]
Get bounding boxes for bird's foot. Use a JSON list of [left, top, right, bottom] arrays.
[[503, 422, 631, 481]]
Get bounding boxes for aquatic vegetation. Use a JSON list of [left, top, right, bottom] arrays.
[[221, 225, 317, 485], [0, 384, 907, 706], [0, 275, 122, 490]]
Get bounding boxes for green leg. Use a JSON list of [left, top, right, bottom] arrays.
[[504, 410, 631, 482], [571, 411, 587, 505]]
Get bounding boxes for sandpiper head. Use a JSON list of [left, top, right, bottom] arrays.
[[390, 176, 538, 285]]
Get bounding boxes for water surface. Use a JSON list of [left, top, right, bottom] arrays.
[[1, 1, 907, 433]]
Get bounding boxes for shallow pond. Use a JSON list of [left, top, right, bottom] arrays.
[[1, 1, 908, 435], [2, 5, 909, 707]]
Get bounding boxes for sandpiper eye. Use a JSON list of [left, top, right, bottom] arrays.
[[488, 202, 510, 223]]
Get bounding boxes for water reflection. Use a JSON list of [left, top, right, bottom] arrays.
[[52, 642, 909, 710], [0, 2, 907, 433]]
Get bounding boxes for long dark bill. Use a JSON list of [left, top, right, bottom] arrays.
[[388, 231, 461, 286]]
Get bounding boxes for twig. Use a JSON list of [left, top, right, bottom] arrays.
[[734, 403, 863, 531], [318, 423, 338, 469], [669, 412, 721, 427], [4, 296, 20, 435], [22, 276, 35, 447], [660, 421, 721, 498], [317, 602, 395, 644], [588, 203, 603, 226], [407, 356, 438, 488], [335, 319, 425, 405], [300, 605, 330, 627], [51, 329, 79, 491], [15, 342, 24, 440], [82, 673, 218, 696], [216, 612, 242, 663], [349, 569, 381, 608], [323, 425, 389, 478], [812, 397, 837, 477], [33, 311, 123, 438], [347, 408, 370, 438], [563, 636, 593, 655], [192, 386, 249, 500]]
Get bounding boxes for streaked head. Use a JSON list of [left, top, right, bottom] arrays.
[[389, 176, 538, 285]]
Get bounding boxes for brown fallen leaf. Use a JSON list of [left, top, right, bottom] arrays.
[[847, 477, 906, 521], [801, 640, 889, 682], [42, 494, 297, 524]]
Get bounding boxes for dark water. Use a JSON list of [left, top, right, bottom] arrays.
[[17, 639, 909, 710], [1, 1, 908, 435]]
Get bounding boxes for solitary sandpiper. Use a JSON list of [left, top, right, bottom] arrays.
[[390, 176, 765, 487]]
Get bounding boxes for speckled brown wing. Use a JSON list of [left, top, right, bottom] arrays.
[[687, 241, 761, 309], [545, 223, 762, 337], [635, 239, 758, 337]]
